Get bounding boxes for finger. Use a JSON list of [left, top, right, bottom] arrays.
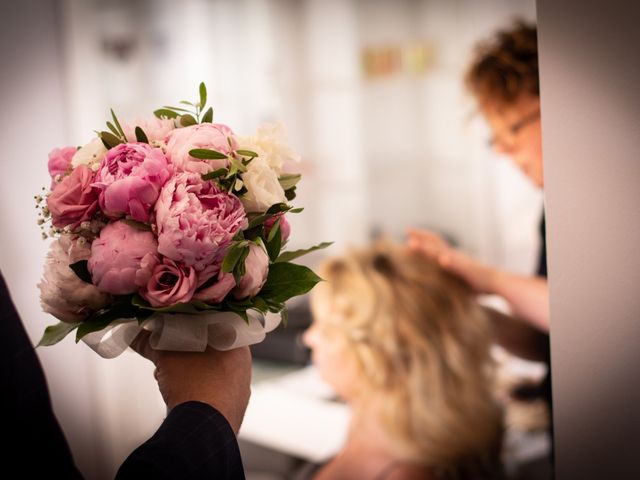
[[439, 253, 452, 268]]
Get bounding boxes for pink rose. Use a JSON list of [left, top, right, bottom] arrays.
[[140, 258, 198, 307], [122, 117, 175, 143], [193, 264, 236, 303], [156, 172, 248, 271], [88, 221, 159, 295], [165, 123, 237, 174], [233, 243, 269, 299], [265, 213, 291, 244], [47, 164, 99, 230], [94, 143, 172, 222], [38, 235, 110, 323], [47, 146, 77, 188]]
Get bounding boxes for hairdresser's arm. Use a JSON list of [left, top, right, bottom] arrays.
[[407, 228, 549, 332]]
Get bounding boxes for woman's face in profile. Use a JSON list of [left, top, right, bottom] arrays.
[[303, 313, 360, 401], [484, 95, 544, 188]]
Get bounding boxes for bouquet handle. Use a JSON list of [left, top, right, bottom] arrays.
[[81, 311, 281, 359]]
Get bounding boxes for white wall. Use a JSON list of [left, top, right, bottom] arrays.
[[537, 1, 640, 478], [1, 1, 541, 477]]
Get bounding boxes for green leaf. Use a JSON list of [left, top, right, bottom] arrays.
[[280, 307, 288, 328], [69, 260, 92, 284], [37, 321, 81, 347], [76, 298, 145, 341], [275, 241, 333, 263], [199, 82, 207, 109], [233, 246, 251, 285], [154, 108, 179, 119], [202, 107, 213, 123], [180, 114, 197, 127], [235, 149, 259, 158], [135, 126, 149, 144], [189, 148, 228, 160], [229, 157, 247, 173], [201, 168, 228, 181], [278, 174, 301, 191], [222, 242, 250, 273], [122, 218, 152, 231], [111, 109, 126, 139], [289, 207, 304, 213], [266, 223, 282, 261], [251, 296, 269, 312], [285, 187, 297, 201], [132, 295, 219, 313], [259, 262, 322, 304], [267, 218, 281, 243], [180, 100, 196, 106], [106, 121, 120, 138], [267, 203, 290, 214], [246, 213, 271, 230], [163, 105, 192, 113], [99, 131, 123, 149], [235, 310, 249, 323]]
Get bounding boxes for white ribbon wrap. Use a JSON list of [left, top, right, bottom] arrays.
[[81, 311, 282, 359]]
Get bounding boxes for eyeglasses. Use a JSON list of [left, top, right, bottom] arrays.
[[488, 109, 540, 148]]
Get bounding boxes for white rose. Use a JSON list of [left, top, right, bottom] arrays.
[[238, 123, 300, 175], [71, 137, 107, 172], [240, 157, 286, 213], [38, 235, 110, 323]]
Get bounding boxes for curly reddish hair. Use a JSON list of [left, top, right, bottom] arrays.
[[466, 20, 539, 108]]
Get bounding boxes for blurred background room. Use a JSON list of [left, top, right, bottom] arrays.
[[1, 0, 548, 478]]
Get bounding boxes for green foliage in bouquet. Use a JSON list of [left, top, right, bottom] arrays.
[[38, 83, 330, 347]]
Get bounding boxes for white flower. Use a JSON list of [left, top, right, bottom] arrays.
[[240, 157, 286, 213], [238, 123, 300, 175], [71, 138, 107, 172], [38, 235, 110, 323]]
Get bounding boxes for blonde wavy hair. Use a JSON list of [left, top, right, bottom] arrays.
[[310, 242, 503, 479]]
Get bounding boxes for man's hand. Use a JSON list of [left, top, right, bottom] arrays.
[[131, 332, 252, 434]]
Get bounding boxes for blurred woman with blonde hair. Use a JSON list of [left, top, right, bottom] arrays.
[[303, 242, 503, 479]]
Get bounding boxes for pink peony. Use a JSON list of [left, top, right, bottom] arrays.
[[47, 164, 99, 230], [156, 172, 248, 271], [140, 258, 198, 307], [38, 235, 110, 322], [47, 146, 77, 188], [233, 243, 269, 299], [88, 221, 159, 295], [192, 262, 236, 303], [122, 117, 176, 144], [93, 142, 172, 222], [265, 213, 291, 244], [165, 123, 237, 174]]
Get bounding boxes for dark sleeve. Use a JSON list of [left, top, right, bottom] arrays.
[[0, 273, 83, 478], [117, 401, 246, 480], [537, 212, 548, 278]]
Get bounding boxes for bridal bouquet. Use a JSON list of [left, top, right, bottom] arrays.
[[37, 83, 329, 358]]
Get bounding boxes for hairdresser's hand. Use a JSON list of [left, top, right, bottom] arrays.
[[406, 228, 499, 294], [131, 333, 252, 434]]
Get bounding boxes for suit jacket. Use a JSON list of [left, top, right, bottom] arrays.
[[116, 401, 246, 479], [1, 272, 83, 478]]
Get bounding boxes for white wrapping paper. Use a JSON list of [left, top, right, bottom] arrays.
[[81, 310, 282, 359]]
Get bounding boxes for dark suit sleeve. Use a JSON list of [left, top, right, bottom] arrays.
[[116, 401, 246, 479], [1, 273, 83, 478]]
